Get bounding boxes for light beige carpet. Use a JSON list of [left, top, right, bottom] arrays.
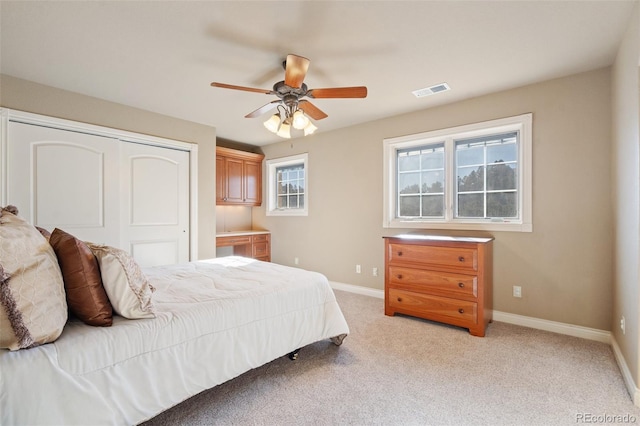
[[142, 290, 640, 425]]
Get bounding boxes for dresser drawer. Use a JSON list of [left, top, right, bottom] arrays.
[[252, 234, 269, 243], [388, 266, 477, 298], [252, 242, 269, 258], [388, 288, 477, 324], [216, 235, 252, 247], [388, 243, 477, 271]]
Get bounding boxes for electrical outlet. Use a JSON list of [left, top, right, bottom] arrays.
[[294, 257, 299, 265], [621, 316, 626, 335], [372, 267, 378, 277], [356, 264, 361, 274], [513, 285, 522, 298]]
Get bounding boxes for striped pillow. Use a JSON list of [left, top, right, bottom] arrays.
[[86, 243, 155, 319]]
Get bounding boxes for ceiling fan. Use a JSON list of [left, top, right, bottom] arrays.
[[211, 54, 367, 138]]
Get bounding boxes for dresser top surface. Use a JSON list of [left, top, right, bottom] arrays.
[[217, 230, 270, 238], [384, 234, 494, 244]]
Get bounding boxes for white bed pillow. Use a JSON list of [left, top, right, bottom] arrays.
[[86, 243, 155, 319], [0, 206, 68, 350]]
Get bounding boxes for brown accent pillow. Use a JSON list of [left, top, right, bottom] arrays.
[[49, 228, 113, 327]]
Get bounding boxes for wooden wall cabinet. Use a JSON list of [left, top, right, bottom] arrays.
[[216, 146, 264, 206], [383, 235, 494, 337]]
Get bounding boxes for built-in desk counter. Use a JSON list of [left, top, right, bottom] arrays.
[[216, 230, 270, 262]]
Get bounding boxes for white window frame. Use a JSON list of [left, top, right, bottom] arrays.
[[266, 153, 308, 216], [383, 113, 532, 232]]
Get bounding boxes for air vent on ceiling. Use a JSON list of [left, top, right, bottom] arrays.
[[412, 83, 451, 98]]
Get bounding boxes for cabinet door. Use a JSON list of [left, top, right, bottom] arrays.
[[215, 147, 264, 206], [225, 157, 244, 203], [216, 155, 226, 203], [243, 160, 262, 205]]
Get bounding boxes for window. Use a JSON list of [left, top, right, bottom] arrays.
[[455, 132, 518, 218], [397, 144, 445, 218], [383, 114, 532, 232], [266, 153, 308, 216]]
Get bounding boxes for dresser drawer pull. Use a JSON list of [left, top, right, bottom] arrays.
[[397, 274, 403, 279], [397, 297, 403, 302], [458, 282, 465, 288], [458, 256, 465, 262], [397, 251, 403, 256], [458, 308, 465, 314]]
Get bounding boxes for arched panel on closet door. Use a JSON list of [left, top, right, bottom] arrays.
[[121, 142, 190, 267], [6, 121, 120, 247]]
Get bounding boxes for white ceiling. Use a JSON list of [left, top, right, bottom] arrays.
[[0, 1, 636, 146]]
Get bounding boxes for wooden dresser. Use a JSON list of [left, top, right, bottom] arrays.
[[383, 234, 493, 337]]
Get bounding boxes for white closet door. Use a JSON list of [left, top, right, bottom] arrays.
[[120, 142, 190, 267], [6, 121, 120, 246], [5, 117, 193, 266]]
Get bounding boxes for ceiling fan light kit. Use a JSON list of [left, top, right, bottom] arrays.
[[211, 54, 367, 139], [262, 104, 315, 137]]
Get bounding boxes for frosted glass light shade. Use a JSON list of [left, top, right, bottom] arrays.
[[263, 114, 281, 133], [292, 110, 309, 130], [303, 121, 318, 136], [276, 122, 292, 138]]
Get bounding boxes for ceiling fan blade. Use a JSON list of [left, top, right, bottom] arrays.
[[307, 86, 368, 99], [298, 100, 328, 120], [210, 82, 272, 95], [284, 54, 310, 89], [245, 100, 282, 118]]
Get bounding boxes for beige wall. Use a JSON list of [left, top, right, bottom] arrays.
[[0, 65, 620, 335], [0, 43, 627, 373], [612, 2, 640, 388], [254, 67, 614, 331], [0, 74, 218, 259]]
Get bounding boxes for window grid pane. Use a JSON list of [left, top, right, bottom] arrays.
[[455, 132, 518, 219], [276, 164, 305, 210], [397, 143, 445, 218]]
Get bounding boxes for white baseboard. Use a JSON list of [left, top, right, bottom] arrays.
[[491, 311, 611, 344], [331, 281, 637, 407], [611, 337, 640, 407], [330, 281, 610, 343], [330, 281, 384, 299]]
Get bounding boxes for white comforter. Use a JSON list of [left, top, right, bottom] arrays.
[[0, 257, 349, 425]]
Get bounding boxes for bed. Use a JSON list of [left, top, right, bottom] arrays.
[[0, 207, 349, 425]]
